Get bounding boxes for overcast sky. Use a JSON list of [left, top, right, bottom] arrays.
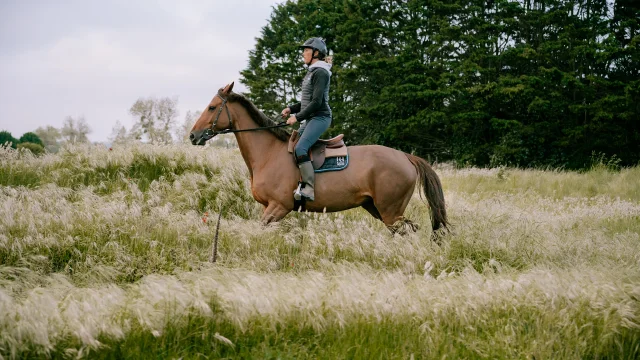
[[0, 0, 281, 142]]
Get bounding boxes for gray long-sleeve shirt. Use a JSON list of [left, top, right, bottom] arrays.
[[289, 61, 332, 121]]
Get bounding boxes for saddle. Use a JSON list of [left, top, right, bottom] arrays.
[[287, 130, 348, 170]]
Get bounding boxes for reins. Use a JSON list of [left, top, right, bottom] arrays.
[[204, 94, 289, 140], [211, 122, 289, 135]]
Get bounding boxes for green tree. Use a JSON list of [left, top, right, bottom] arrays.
[[240, 0, 345, 126], [241, 0, 640, 169], [0, 131, 18, 148], [18, 132, 44, 147]]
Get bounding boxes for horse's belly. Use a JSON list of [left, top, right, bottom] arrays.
[[303, 192, 368, 213], [305, 166, 372, 212]]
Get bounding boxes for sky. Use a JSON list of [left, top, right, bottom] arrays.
[[0, 0, 281, 142]]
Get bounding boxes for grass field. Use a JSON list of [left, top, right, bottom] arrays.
[[1, 143, 639, 359]]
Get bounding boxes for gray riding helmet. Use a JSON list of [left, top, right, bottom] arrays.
[[299, 37, 327, 59]]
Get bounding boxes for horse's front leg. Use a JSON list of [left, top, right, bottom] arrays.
[[260, 202, 290, 225]]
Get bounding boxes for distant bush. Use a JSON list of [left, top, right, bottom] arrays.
[[18, 132, 44, 147], [17, 142, 45, 156]]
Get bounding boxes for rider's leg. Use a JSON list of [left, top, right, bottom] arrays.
[[295, 115, 332, 156], [293, 115, 331, 201], [294, 154, 315, 201]]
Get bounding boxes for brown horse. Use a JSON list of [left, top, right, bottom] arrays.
[[190, 82, 448, 235]]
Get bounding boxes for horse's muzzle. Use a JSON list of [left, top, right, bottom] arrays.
[[190, 131, 207, 146]]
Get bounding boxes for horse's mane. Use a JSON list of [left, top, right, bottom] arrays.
[[219, 89, 291, 142]]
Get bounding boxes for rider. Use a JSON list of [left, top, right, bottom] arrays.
[[281, 37, 333, 202]]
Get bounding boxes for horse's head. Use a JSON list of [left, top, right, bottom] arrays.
[[190, 82, 235, 146]]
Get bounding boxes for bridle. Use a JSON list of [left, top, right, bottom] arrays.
[[202, 94, 234, 140], [202, 94, 289, 141]]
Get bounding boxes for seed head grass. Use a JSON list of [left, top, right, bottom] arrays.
[[0, 144, 639, 359]]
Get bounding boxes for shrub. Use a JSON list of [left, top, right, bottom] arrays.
[[19, 132, 44, 147], [17, 142, 45, 156]]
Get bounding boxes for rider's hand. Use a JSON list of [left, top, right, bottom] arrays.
[[286, 115, 297, 125], [281, 107, 291, 119]]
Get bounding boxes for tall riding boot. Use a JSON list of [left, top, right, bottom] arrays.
[[294, 160, 315, 201]]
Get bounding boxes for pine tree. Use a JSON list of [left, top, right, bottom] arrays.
[[241, 0, 640, 168]]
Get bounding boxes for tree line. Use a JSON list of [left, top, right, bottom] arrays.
[[109, 96, 200, 146], [1, 116, 92, 155], [240, 0, 640, 169], [1, 97, 210, 155]]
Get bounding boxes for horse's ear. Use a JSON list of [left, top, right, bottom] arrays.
[[223, 82, 235, 94]]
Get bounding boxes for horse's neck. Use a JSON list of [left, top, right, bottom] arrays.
[[231, 106, 287, 177]]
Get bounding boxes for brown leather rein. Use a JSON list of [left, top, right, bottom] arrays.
[[203, 94, 289, 140]]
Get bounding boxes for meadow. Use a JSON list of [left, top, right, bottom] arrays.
[[0, 143, 639, 359]]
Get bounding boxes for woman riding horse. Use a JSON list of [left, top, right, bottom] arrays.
[[188, 39, 449, 234], [281, 37, 333, 202]]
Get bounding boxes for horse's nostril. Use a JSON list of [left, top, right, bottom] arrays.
[[189, 133, 195, 140]]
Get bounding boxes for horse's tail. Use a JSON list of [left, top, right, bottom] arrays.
[[405, 154, 449, 232]]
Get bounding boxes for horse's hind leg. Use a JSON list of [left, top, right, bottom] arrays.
[[375, 191, 419, 235], [361, 198, 382, 220], [364, 198, 418, 234]]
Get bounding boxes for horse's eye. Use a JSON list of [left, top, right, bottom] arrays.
[[209, 106, 216, 111]]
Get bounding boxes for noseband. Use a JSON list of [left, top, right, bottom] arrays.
[[203, 94, 233, 140]]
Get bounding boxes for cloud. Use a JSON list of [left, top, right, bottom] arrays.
[[0, 0, 281, 142]]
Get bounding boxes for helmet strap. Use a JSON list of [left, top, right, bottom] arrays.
[[304, 48, 323, 66], [305, 48, 316, 66]]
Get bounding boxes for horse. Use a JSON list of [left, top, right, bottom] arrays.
[[190, 82, 448, 235]]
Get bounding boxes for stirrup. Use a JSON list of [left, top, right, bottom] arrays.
[[293, 182, 304, 201], [293, 182, 314, 201]]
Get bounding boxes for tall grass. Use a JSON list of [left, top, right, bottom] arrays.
[[1, 144, 639, 359]]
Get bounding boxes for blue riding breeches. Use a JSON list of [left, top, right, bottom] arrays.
[[294, 115, 332, 159]]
